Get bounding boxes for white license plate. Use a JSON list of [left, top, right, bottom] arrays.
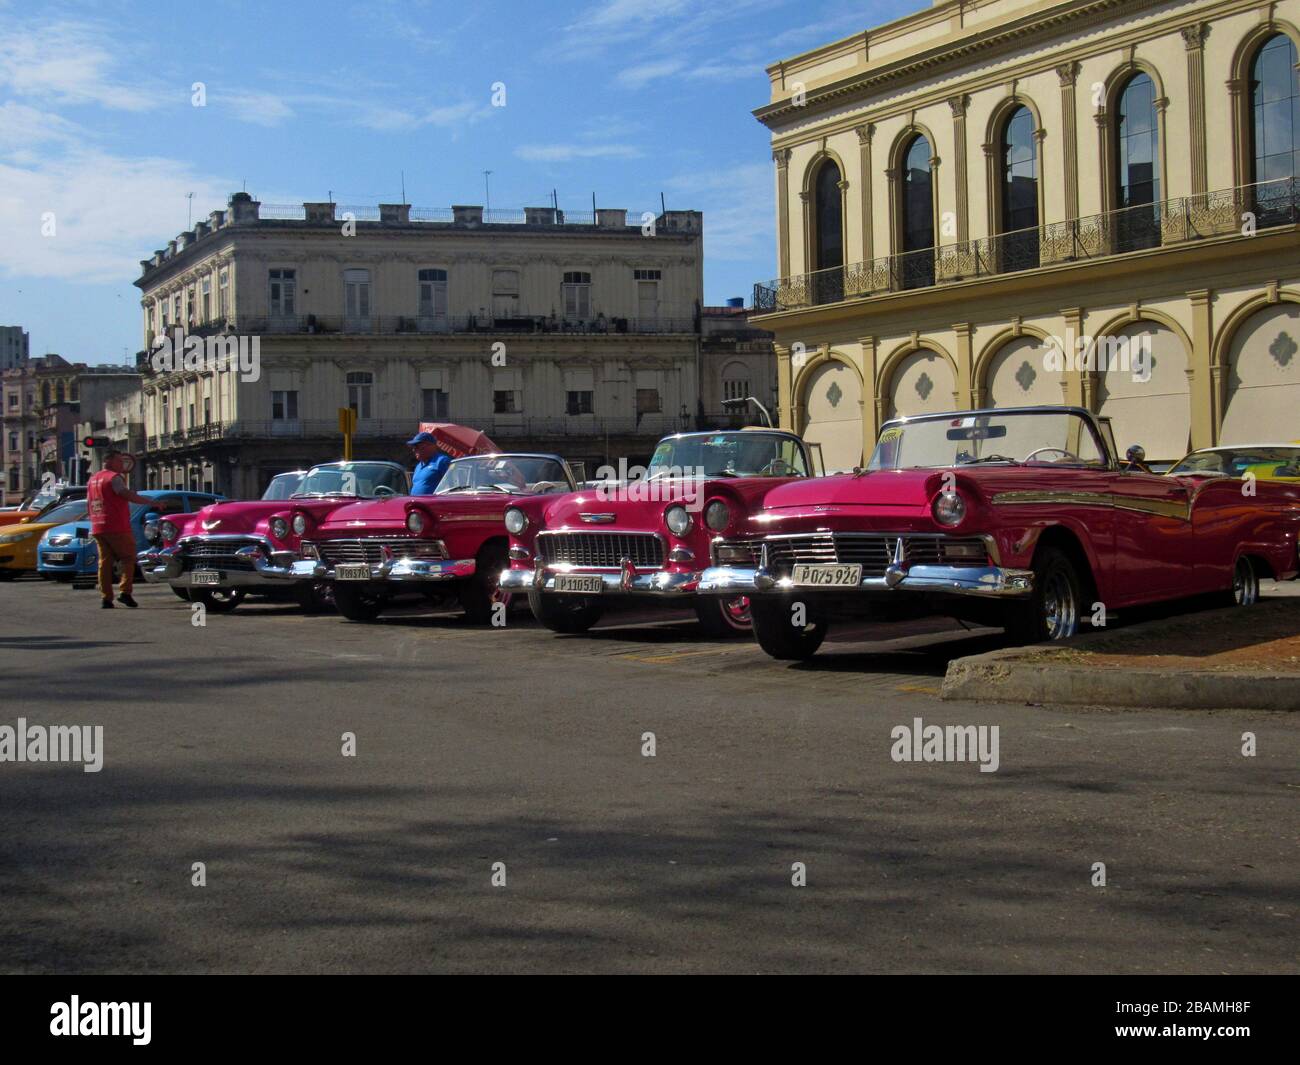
[[190, 570, 221, 586], [791, 563, 862, 587], [335, 564, 371, 581], [553, 574, 604, 594], [46, 553, 73, 563]]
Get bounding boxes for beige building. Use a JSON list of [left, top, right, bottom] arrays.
[[755, 0, 1300, 468], [699, 303, 779, 427], [135, 195, 704, 496]]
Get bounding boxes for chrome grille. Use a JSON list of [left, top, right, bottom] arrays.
[[537, 531, 664, 569], [181, 537, 261, 571], [310, 538, 447, 567], [718, 533, 988, 577]]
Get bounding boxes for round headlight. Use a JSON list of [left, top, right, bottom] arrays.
[[704, 500, 731, 532], [143, 522, 160, 543], [504, 507, 528, 535], [406, 509, 425, 535], [270, 517, 288, 540], [933, 490, 967, 527], [159, 520, 178, 543], [665, 505, 692, 536], [291, 513, 307, 536]]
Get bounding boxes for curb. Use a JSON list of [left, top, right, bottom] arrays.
[[941, 600, 1300, 711]]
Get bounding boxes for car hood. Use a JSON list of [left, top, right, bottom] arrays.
[[536, 476, 798, 528], [39, 521, 92, 541], [316, 492, 519, 535]]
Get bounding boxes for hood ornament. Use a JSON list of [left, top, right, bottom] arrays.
[[201, 519, 221, 530], [580, 513, 616, 523]]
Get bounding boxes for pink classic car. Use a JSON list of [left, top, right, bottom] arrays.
[[498, 428, 818, 634], [290, 453, 578, 623], [697, 405, 1300, 660], [138, 460, 409, 612]]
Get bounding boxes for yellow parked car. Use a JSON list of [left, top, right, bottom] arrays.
[[1166, 444, 1300, 482], [0, 499, 89, 580]]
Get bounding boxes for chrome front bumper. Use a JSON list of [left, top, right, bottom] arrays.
[[697, 563, 1035, 598], [138, 544, 300, 587], [499, 564, 698, 596], [290, 557, 476, 583]]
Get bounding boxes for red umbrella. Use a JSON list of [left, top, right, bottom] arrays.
[[417, 422, 501, 458]]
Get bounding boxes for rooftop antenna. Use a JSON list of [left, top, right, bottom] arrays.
[[401, 169, 406, 204], [483, 170, 492, 212], [660, 191, 666, 216], [186, 191, 194, 228]]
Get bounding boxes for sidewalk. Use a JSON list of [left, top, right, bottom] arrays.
[[942, 592, 1300, 710]]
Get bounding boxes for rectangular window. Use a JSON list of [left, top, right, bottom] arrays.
[[421, 388, 449, 420], [344, 268, 371, 322], [346, 372, 372, 419], [723, 377, 750, 402], [188, 402, 196, 429], [492, 269, 520, 318], [204, 397, 212, 424], [418, 268, 448, 319], [201, 277, 211, 322], [6, 394, 15, 410], [269, 269, 296, 317], [563, 271, 591, 319], [272, 390, 299, 420], [633, 269, 662, 281], [636, 388, 661, 414], [493, 390, 518, 414], [7, 432, 16, 451], [566, 390, 593, 415], [218, 269, 229, 319]]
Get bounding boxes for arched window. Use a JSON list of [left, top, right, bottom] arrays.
[[1250, 33, 1300, 190], [1114, 73, 1160, 251], [811, 159, 843, 304], [899, 134, 934, 288], [1000, 105, 1039, 269]]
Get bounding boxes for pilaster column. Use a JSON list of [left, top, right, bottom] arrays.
[[948, 96, 970, 241], [855, 124, 875, 262], [774, 148, 792, 278], [775, 343, 794, 431], [1057, 62, 1080, 220], [954, 322, 974, 408], [1062, 307, 1087, 407], [858, 335, 878, 453], [1182, 24, 1209, 196], [1188, 289, 1214, 447]]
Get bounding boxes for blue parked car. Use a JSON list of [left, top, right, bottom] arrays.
[[38, 489, 225, 582]]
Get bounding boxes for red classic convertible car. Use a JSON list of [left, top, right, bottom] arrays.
[[291, 453, 579, 623], [698, 406, 1300, 660], [498, 427, 818, 634], [139, 460, 409, 612]]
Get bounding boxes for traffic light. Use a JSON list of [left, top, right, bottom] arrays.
[[82, 434, 110, 448]]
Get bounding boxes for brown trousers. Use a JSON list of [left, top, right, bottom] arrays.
[[93, 532, 137, 599]]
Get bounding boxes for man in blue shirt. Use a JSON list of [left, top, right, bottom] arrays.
[[408, 431, 452, 495]]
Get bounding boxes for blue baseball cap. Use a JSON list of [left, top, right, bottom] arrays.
[[406, 431, 436, 446]]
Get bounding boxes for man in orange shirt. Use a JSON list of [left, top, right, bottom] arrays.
[[86, 452, 155, 608]]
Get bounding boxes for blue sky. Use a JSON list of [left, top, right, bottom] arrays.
[[0, 0, 919, 364]]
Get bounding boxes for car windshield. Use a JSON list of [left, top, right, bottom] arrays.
[[435, 456, 570, 495], [1168, 446, 1300, 478], [292, 463, 408, 498], [869, 411, 1110, 469], [262, 472, 305, 500], [646, 432, 809, 479], [35, 501, 88, 525]]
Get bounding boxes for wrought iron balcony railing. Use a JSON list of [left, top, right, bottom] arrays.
[[753, 178, 1299, 313], [168, 313, 698, 339]]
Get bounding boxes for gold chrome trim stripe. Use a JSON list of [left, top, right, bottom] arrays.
[[990, 490, 1190, 522]]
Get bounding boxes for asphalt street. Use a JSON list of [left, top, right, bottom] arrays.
[[1, 576, 1296, 974]]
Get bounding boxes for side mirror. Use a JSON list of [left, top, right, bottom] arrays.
[[1125, 445, 1146, 466]]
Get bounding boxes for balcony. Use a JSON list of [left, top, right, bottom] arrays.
[[754, 178, 1299, 313], [144, 414, 699, 450], [233, 313, 698, 337]]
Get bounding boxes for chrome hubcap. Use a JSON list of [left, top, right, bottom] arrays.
[[723, 596, 751, 627], [1043, 572, 1077, 639]]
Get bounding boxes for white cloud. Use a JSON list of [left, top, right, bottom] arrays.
[[514, 143, 644, 162], [667, 161, 773, 264], [616, 60, 686, 89], [0, 18, 163, 111], [221, 90, 296, 127], [0, 149, 229, 284]]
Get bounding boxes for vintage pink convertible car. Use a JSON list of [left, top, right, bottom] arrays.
[[138, 460, 409, 612], [291, 453, 579, 623], [498, 427, 817, 634], [698, 406, 1300, 660]]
